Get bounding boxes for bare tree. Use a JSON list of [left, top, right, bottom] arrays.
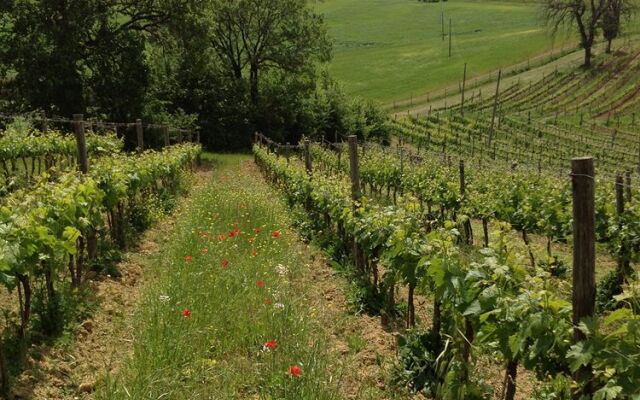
[[543, 0, 608, 67]]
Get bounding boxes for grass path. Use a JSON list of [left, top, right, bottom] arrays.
[[95, 154, 405, 400]]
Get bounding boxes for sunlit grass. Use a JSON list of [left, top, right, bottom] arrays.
[[97, 154, 342, 399]]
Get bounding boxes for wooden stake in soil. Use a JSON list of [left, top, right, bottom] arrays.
[[135, 119, 144, 151], [571, 157, 595, 399], [304, 140, 312, 174], [163, 126, 170, 147], [73, 114, 89, 174], [489, 69, 502, 145], [460, 63, 467, 118]]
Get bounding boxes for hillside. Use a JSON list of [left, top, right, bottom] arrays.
[[317, 0, 574, 103]]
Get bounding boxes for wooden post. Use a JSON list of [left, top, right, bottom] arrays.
[[177, 129, 184, 143], [163, 126, 170, 147], [285, 142, 291, 164], [348, 136, 361, 201], [73, 114, 89, 174], [304, 140, 312, 174], [135, 119, 144, 151], [42, 117, 49, 134], [460, 63, 467, 118], [571, 157, 595, 399], [448, 18, 452, 58], [625, 171, 632, 203], [489, 69, 502, 145], [459, 159, 465, 195]]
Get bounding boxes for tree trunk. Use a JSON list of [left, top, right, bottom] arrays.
[[482, 217, 489, 247], [250, 63, 259, 105], [503, 359, 518, 400], [583, 45, 592, 68], [17, 274, 31, 339], [606, 38, 612, 54]]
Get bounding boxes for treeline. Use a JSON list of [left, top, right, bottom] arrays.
[[0, 0, 390, 150]]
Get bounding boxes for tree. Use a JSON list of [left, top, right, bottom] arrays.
[[0, 0, 192, 118], [207, 0, 331, 105], [602, 0, 637, 53], [543, 0, 608, 67]]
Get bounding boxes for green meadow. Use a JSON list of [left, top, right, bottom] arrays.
[[317, 0, 574, 103]]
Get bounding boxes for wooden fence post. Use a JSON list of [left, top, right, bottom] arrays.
[[304, 140, 312, 174], [625, 171, 632, 203], [489, 69, 502, 145], [460, 63, 467, 118], [135, 119, 144, 151], [349, 136, 362, 201], [73, 114, 89, 174], [571, 157, 595, 399], [177, 129, 184, 143], [163, 126, 170, 147]]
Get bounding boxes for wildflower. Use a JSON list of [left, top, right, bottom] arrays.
[[159, 294, 170, 303], [275, 264, 288, 276], [248, 237, 256, 244], [263, 298, 272, 305], [201, 248, 209, 254], [239, 202, 247, 209], [217, 234, 227, 241], [272, 231, 281, 238], [255, 228, 262, 234], [182, 309, 192, 318], [256, 280, 265, 287], [221, 259, 230, 268], [274, 303, 285, 309], [251, 249, 257, 257], [288, 365, 302, 377], [263, 340, 278, 351], [229, 229, 241, 238], [184, 255, 193, 263]]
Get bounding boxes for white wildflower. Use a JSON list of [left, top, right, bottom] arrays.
[[275, 264, 288, 276], [159, 294, 170, 303]]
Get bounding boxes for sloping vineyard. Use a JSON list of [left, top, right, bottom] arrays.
[[254, 135, 640, 400], [0, 118, 201, 394]]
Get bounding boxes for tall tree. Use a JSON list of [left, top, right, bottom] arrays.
[[543, 0, 608, 67], [0, 0, 191, 118], [207, 0, 331, 105]]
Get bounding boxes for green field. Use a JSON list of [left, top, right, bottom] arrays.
[[317, 0, 573, 103]]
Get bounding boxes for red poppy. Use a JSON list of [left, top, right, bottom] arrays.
[[256, 280, 265, 287], [239, 202, 246, 209], [184, 255, 193, 263], [288, 365, 302, 377], [263, 298, 272, 305], [264, 340, 278, 350], [217, 234, 227, 241], [182, 309, 192, 318], [255, 227, 262, 234], [272, 231, 281, 238], [251, 249, 257, 257], [221, 259, 230, 268], [201, 248, 209, 254], [229, 229, 241, 238]]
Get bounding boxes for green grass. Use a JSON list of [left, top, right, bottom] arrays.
[[317, 0, 574, 103], [96, 154, 342, 399]]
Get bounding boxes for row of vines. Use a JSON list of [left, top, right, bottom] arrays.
[[254, 138, 639, 400], [0, 121, 201, 396]]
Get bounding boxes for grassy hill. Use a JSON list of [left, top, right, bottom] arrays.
[[317, 0, 575, 103]]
